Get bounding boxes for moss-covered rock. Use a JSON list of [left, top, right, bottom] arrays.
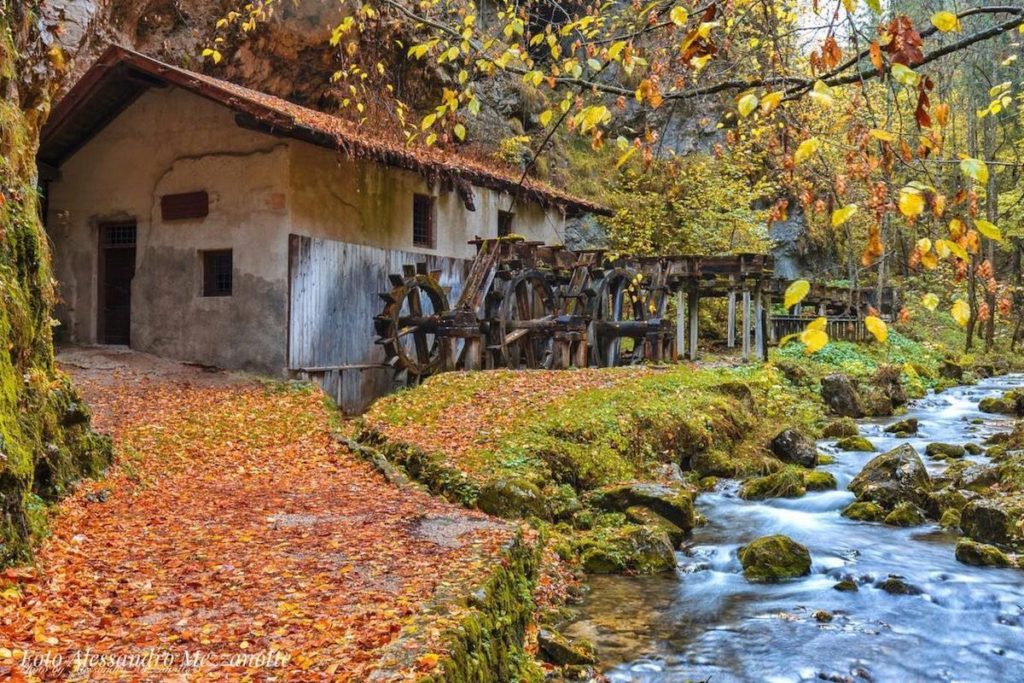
[[939, 508, 961, 529], [925, 442, 966, 459], [476, 478, 546, 519], [821, 418, 859, 439], [624, 506, 686, 546], [576, 524, 677, 574], [821, 374, 865, 418], [842, 501, 886, 522], [835, 436, 876, 452], [939, 359, 964, 381], [847, 444, 931, 510], [877, 576, 922, 595], [537, 629, 597, 666], [964, 443, 984, 455], [769, 429, 818, 468], [960, 497, 1024, 549], [833, 579, 859, 592], [955, 539, 1011, 568], [804, 471, 837, 491], [739, 468, 806, 500], [884, 502, 926, 527], [586, 482, 695, 531], [737, 534, 812, 582], [884, 418, 919, 435]]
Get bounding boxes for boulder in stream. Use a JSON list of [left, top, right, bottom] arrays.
[[770, 429, 819, 468], [848, 444, 931, 510], [884, 418, 919, 436], [587, 482, 695, 530], [960, 497, 1024, 548], [821, 418, 859, 438], [877, 576, 922, 596], [835, 436, 876, 452], [476, 477, 546, 519], [821, 374, 866, 418], [955, 539, 1011, 568], [842, 501, 886, 522], [578, 524, 677, 574], [537, 629, 598, 666], [925, 442, 966, 459], [737, 534, 811, 582], [883, 502, 926, 527], [739, 468, 806, 500]]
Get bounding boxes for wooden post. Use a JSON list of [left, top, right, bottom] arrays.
[[767, 294, 777, 344], [676, 289, 686, 358], [727, 290, 737, 348], [760, 294, 771, 361], [754, 291, 764, 360], [688, 289, 699, 361], [742, 290, 751, 361]]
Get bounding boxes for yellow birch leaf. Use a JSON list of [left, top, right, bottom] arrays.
[[738, 93, 759, 118], [951, 299, 970, 327], [974, 219, 1003, 241], [960, 157, 989, 184], [922, 293, 939, 311], [916, 237, 932, 254], [865, 315, 888, 343], [784, 279, 810, 309], [934, 240, 951, 258], [891, 63, 919, 86], [760, 91, 784, 115], [801, 328, 829, 353], [831, 204, 858, 227], [793, 138, 820, 164], [898, 187, 924, 217], [869, 129, 896, 142], [931, 11, 961, 32], [670, 6, 689, 26], [807, 316, 827, 331]]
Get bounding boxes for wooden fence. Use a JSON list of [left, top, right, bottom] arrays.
[[770, 315, 868, 343], [287, 234, 469, 414]]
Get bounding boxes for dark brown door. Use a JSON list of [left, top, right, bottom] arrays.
[[98, 222, 137, 345]]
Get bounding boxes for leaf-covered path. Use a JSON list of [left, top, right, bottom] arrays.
[[0, 348, 515, 681]]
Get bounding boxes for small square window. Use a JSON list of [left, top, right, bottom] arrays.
[[413, 194, 435, 248], [498, 210, 514, 237], [202, 249, 233, 297]]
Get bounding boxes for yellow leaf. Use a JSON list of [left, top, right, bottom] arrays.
[[453, 123, 466, 141], [931, 11, 961, 33], [916, 237, 932, 254], [946, 239, 969, 262], [922, 293, 939, 311], [869, 128, 896, 142], [808, 80, 834, 106], [898, 187, 924, 218], [784, 279, 810, 309], [800, 328, 829, 353], [974, 219, 1002, 241], [831, 204, 858, 227], [807, 316, 827, 331], [421, 113, 437, 131], [793, 138, 820, 165], [934, 240, 951, 258], [920, 251, 938, 269], [539, 110, 553, 127], [615, 146, 637, 169], [418, 653, 441, 669], [951, 299, 970, 328], [0, 647, 10, 659], [960, 157, 989, 184], [864, 315, 888, 343], [891, 63, 919, 86], [842, 0, 857, 12], [760, 91, 784, 115], [670, 6, 689, 26], [737, 93, 759, 118]]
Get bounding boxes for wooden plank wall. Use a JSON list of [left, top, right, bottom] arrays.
[[287, 234, 470, 414]]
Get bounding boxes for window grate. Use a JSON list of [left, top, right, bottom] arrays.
[[101, 223, 137, 247], [202, 249, 233, 297], [413, 194, 435, 248], [498, 210, 514, 237]]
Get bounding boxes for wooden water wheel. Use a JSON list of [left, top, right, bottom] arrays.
[[374, 266, 450, 381], [588, 267, 648, 367], [489, 269, 558, 369]]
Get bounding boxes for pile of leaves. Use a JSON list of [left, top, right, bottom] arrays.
[[0, 364, 515, 680]]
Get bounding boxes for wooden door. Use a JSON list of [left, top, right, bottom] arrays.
[[98, 222, 136, 345]]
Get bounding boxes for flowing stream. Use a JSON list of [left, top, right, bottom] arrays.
[[565, 375, 1024, 682]]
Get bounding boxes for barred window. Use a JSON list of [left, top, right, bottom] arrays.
[[497, 210, 514, 237], [201, 249, 233, 297], [413, 194, 435, 248]]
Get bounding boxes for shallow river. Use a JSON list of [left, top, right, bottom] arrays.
[[566, 375, 1024, 682]]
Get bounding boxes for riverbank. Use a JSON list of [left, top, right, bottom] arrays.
[[0, 348, 535, 681], [357, 330, 1024, 677]]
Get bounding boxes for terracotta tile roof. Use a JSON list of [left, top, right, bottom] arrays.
[[40, 45, 609, 216]]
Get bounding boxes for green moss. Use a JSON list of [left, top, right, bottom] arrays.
[[835, 436, 876, 452], [842, 501, 886, 522], [884, 502, 926, 527], [955, 539, 1011, 568], [739, 467, 807, 500], [821, 418, 858, 438], [0, 14, 111, 566], [737, 534, 812, 582], [939, 508, 961, 529], [925, 442, 966, 459], [804, 470, 837, 491], [575, 523, 676, 574]]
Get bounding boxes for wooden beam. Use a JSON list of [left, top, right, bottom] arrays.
[[727, 290, 736, 348], [742, 290, 751, 360], [676, 289, 686, 357], [687, 289, 699, 361]]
